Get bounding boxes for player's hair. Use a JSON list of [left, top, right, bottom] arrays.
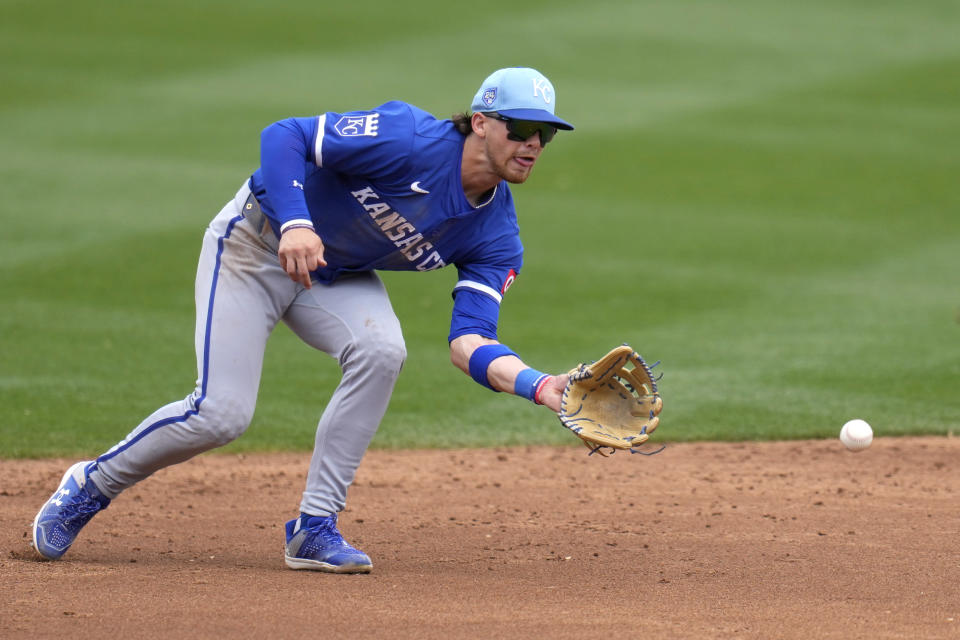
[[451, 112, 473, 136]]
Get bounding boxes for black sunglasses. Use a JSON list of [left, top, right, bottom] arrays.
[[485, 112, 558, 145]]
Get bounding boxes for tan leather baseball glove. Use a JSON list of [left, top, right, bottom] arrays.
[[558, 345, 663, 456]]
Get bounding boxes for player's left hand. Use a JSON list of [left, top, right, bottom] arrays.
[[538, 374, 568, 413]]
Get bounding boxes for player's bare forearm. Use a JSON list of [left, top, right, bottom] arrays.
[[278, 227, 326, 289], [449, 334, 565, 412]]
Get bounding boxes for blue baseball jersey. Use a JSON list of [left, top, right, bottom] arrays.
[[248, 101, 523, 342]]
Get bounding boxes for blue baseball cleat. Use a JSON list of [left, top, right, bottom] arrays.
[[284, 513, 372, 573], [32, 461, 110, 560]]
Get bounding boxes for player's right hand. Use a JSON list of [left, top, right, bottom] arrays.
[[278, 227, 326, 289]]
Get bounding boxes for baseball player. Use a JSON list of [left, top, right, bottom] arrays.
[[31, 67, 574, 574]]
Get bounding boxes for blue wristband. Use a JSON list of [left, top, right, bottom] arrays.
[[468, 344, 518, 391], [514, 368, 550, 404]]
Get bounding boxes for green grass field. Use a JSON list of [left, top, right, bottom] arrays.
[[1, 0, 958, 457]]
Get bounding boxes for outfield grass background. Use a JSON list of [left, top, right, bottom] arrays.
[[1, 0, 957, 457]]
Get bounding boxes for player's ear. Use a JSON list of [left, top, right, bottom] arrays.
[[471, 112, 488, 138]]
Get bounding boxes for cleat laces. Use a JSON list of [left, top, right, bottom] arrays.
[[57, 489, 108, 530]]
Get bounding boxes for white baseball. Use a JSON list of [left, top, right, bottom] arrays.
[[840, 419, 873, 452]]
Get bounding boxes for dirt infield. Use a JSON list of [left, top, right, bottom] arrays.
[[2, 437, 958, 639]]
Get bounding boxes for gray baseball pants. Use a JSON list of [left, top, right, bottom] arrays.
[[88, 181, 406, 516]]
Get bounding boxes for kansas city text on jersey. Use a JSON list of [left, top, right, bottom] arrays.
[[350, 187, 446, 271]]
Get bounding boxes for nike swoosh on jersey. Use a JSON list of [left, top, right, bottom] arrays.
[[410, 181, 430, 194]]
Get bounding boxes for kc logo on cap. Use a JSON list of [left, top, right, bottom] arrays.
[[532, 77, 552, 104]]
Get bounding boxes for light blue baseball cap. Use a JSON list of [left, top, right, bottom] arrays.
[[471, 67, 574, 130]]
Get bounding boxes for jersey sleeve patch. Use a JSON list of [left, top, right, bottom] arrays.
[[333, 113, 380, 137], [501, 269, 517, 294]]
